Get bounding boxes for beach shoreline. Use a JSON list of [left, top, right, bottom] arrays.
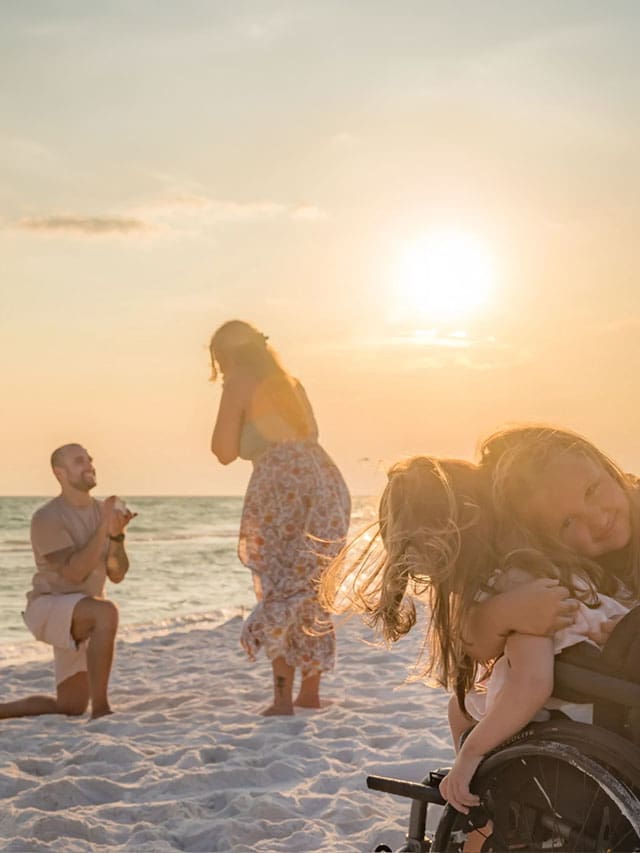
[[1, 614, 452, 852]]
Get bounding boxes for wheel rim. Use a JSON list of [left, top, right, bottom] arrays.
[[436, 742, 640, 852]]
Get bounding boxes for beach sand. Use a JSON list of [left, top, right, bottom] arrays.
[[0, 615, 453, 852]]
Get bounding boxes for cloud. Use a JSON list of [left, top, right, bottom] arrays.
[[232, 11, 293, 44], [313, 328, 530, 372], [290, 204, 326, 221], [387, 329, 527, 370], [201, 198, 321, 223], [2, 135, 57, 165], [328, 132, 359, 150], [9, 193, 327, 240], [391, 329, 474, 349], [130, 194, 328, 230], [16, 215, 149, 235]]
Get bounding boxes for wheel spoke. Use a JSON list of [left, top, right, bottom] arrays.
[[574, 777, 603, 850], [532, 754, 564, 843]]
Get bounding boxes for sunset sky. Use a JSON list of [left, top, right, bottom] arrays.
[[2, 1, 639, 496]]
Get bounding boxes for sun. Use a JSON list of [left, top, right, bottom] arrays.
[[395, 231, 496, 324]]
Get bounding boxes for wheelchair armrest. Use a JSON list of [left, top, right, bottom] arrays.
[[366, 774, 446, 806], [554, 661, 640, 709]]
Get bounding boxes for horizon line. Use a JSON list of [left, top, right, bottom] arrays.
[[0, 493, 376, 499]]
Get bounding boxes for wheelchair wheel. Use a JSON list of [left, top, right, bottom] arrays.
[[433, 739, 640, 851]]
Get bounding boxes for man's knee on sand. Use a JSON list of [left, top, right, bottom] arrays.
[[56, 672, 90, 717], [57, 696, 89, 716]]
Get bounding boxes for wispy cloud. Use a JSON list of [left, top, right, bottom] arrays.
[[137, 194, 325, 221], [313, 328, 529, 372], [390, 328, 476, 349], [2, 135, 57, 164], [231, 11, 294, 44], [129, 193, 327, 232], [16, 215, 149, 235], [8, 193, 327, 240], [328, 131, 359, 150], [396, 329, 531, 370]]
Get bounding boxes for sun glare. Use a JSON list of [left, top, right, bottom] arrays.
[[395, 231, 496, 324]]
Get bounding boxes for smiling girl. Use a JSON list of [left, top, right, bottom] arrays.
[[466, 426, 640, 661]]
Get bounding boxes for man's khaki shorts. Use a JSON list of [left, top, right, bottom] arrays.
[[23, 593, 88, 686]]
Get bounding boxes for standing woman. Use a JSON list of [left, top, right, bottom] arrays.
[[209, 320, 351, 715]]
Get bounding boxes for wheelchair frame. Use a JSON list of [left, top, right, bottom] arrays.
[[367, 663, 640, 852]]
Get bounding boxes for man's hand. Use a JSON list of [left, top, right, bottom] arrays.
[[101, 495, 116, 530], [105, 496, 137, 537], [105, 497, 134, 584], [508, 578, 578, 636]]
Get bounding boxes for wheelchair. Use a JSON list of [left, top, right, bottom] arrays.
[[367, 638, 640, 852]]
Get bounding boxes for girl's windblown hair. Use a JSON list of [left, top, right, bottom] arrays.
[[481, 425, 640, 603], [319, 456, 495, 704]]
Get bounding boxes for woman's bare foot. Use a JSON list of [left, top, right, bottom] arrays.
[[293, 697, 321, 709], [90, 705, 113, 720], [261, 703, 294, 716], [294, 671, 321, 708], [264, 658, 295, 716]]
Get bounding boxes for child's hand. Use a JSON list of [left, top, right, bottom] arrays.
[[439, 750, 482, 814], [586, 614, 624, 646]]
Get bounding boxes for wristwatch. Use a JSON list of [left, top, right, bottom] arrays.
[[108, 533, 126, 542]]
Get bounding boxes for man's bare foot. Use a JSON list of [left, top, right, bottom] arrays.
[[90, 706, 113, 720], [261, 703, 294, 716]]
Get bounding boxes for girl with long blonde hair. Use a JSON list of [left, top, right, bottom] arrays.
[[320, 456, 494, 709], [467, 425, 640, 659]]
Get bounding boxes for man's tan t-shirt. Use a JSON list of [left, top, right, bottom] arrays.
[[28, 496, 107, 604]]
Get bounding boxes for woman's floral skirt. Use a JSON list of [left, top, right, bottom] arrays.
[[238, 440, 351, 674]]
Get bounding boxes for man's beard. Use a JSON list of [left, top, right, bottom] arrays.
[[68, 473, 95, 492]]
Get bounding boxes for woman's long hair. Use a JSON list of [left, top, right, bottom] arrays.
[[480, 425, 640, 603], [319, 456, 496, 707], [209, 320, 312, 437]]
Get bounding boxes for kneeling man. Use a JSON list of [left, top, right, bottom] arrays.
[[1, 443, 134, 720]]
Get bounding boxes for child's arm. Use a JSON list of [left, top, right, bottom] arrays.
[[464, 579, 578, 661], [440, 633, 554, 814]]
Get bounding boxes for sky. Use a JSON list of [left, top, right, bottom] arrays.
[[2, 1, 640, 496]]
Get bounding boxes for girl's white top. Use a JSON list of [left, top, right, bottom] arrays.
[[465, 569, 631, 724]]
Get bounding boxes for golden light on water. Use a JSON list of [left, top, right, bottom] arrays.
[[395, 231, 496, 324]]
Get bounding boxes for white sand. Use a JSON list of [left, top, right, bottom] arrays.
[[0, 615, 454, 852]]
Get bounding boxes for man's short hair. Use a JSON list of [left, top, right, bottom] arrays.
[[50, 443, 83, 470]]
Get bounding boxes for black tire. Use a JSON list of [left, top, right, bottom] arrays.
[[433, 721, 640, 852]]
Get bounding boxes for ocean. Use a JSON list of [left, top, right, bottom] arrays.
[[0, 496, 375, 667]]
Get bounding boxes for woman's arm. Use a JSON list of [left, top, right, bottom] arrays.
[[464, 578, 578, 661], [210, 375, 250, 465], [440, 633, 554, 813]]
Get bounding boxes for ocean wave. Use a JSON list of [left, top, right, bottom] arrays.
[[0, 608, 247, 667], [0, 540, 31, 553], [126, 531, 238, 543], [117, 608, 246, 643]]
